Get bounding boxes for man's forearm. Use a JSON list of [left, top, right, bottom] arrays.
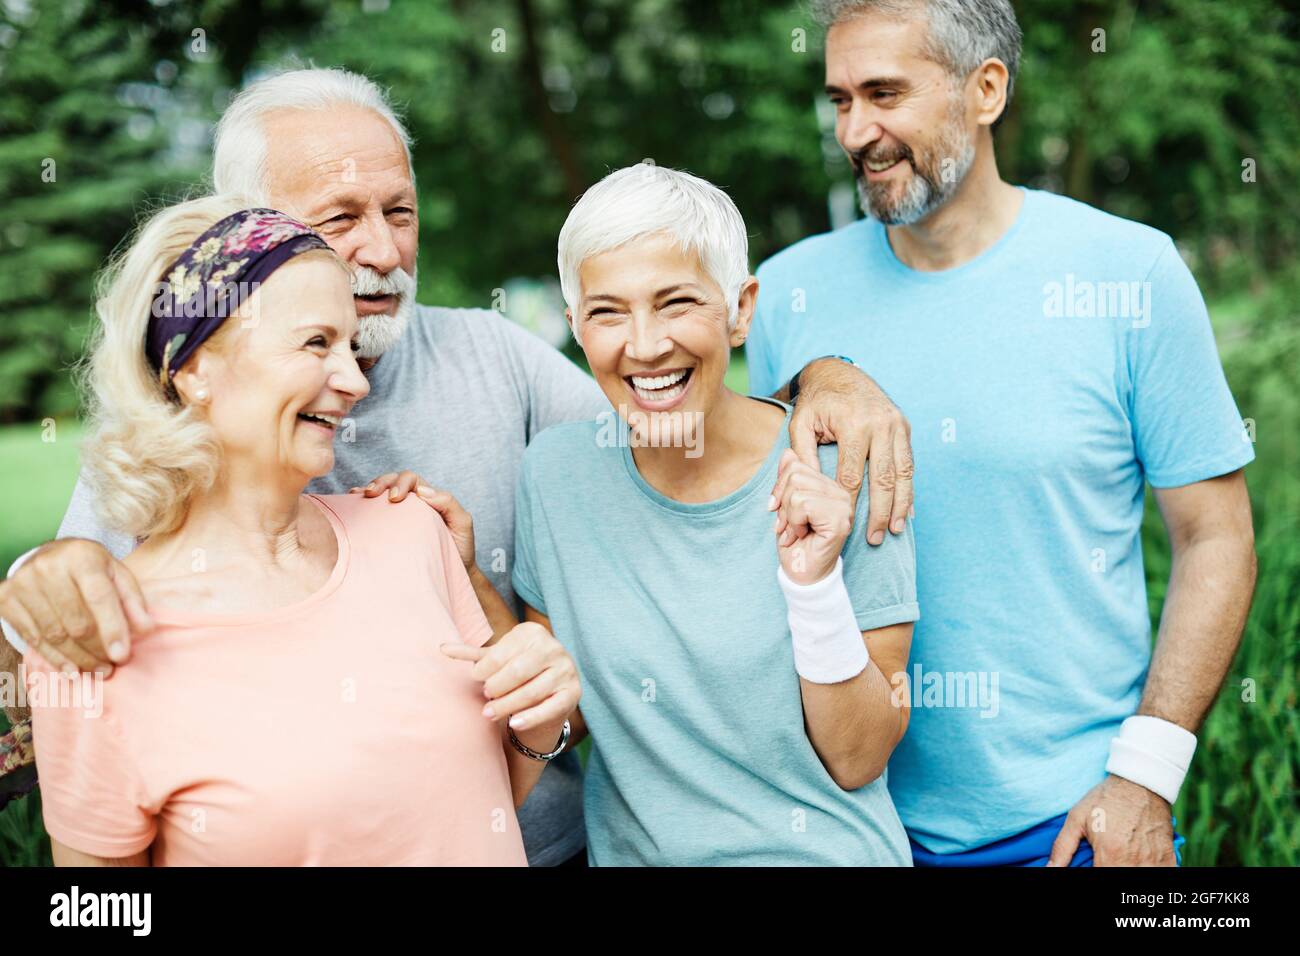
[[0, 546, 34, 722], [1139, 532, 1256, 731], [772, 355, 847, 404], [470, 566, 520, 641]]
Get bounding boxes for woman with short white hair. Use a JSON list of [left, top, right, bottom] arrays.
[[513, 165, 920, 865], [25, 195, 580, 865]]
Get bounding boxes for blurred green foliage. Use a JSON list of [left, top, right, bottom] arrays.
[[2, 0, 1297, 419], [0, 0, 1296, 866]]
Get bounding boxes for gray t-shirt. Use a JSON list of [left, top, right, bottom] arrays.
[[55, 303, 607, 867]]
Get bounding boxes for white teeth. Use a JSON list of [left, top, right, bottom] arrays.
[[867, 158, 900, 172], [301, 412, 341, 427], [633, 381, 688, 403], [630, 369, 688, 390], [630, 369, 691, 404]]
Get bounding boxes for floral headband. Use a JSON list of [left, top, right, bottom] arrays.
[[146, 208, 331, 389]]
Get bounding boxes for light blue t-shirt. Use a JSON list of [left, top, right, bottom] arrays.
[[747, 187, 1254, 854], [512, 399, 920, 866]]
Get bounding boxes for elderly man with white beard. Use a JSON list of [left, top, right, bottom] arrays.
[[0, 67, 915, 865]]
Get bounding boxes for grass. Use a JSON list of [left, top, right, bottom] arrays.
[[0, 420, 84, 575], [0, 346, 1295, 867], [0, 785, 48, 867]]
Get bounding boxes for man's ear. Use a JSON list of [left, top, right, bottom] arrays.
[[728, 276, 760, 347], [972, 57, 1010, 129]]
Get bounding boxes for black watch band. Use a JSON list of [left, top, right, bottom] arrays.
[[788, 354, 856, 403]]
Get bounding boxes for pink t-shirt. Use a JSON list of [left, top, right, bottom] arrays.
[[27, 494, 527, 866]]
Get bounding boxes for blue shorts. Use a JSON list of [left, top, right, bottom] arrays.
[[909, 813, 1186, 867]]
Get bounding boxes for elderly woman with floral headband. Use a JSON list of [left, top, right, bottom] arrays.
[[23, 196, 580, 866]]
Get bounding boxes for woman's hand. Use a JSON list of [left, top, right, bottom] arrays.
[[440, 621, 580, 750], [769, 449, 854, 586], [352, 471, 475, 567]]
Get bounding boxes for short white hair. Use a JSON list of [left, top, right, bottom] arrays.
[[212, 67, 415, 205], [557, 164, 750, 340]]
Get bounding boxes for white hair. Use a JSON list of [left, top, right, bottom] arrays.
[[558, 164, 750, 341], [212, 67, 415, 205]]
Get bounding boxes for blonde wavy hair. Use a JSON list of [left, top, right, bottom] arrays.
[[78, 194, 340, 540]]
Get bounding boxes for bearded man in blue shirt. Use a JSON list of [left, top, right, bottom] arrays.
[[749, 0, 1257, 866]]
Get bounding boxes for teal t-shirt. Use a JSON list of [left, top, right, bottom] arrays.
[[513, 399, 920, 866], [747, 188, 1254, 854]]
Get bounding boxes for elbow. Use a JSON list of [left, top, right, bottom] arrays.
[[822, 719, 907, 791], [827, 755, 888, 792]]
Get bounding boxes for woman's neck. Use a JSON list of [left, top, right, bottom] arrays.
[[136, 463, 314, 576], [631, 389, 785, 502]]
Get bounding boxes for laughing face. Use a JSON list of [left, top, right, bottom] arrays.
[[178, 253, 371, 484], [572, 233, 754, 445], [825, 11, 975, 225]]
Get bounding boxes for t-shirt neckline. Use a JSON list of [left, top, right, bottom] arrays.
[[620, 397, 792, 516], [873, 185, 1033, 282], [147, 494, 351, 628]]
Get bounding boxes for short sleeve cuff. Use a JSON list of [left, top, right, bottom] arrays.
[[1144, 445, 1255, 489], [511, 571, 547, 617], [41, 816, 155, 860], [855, 601, 920, 632]]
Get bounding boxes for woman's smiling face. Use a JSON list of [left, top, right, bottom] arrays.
[[574, 233, 756, 431], [177, 253, 371, 483]]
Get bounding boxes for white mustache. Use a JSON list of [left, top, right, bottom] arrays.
[[352, 265, 416, 299]]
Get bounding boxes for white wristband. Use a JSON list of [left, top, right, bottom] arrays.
[[0, 546, 40, 656], [1105, 715, 1198, 804], [777, 557, 868, 684]]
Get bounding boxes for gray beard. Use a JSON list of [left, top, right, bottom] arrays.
[[857, 120, 975, 226]]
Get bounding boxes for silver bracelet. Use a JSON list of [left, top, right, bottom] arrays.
[[508, 719, 571, 761]]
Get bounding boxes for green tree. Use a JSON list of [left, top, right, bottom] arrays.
[[0, 1, 185, 421]]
